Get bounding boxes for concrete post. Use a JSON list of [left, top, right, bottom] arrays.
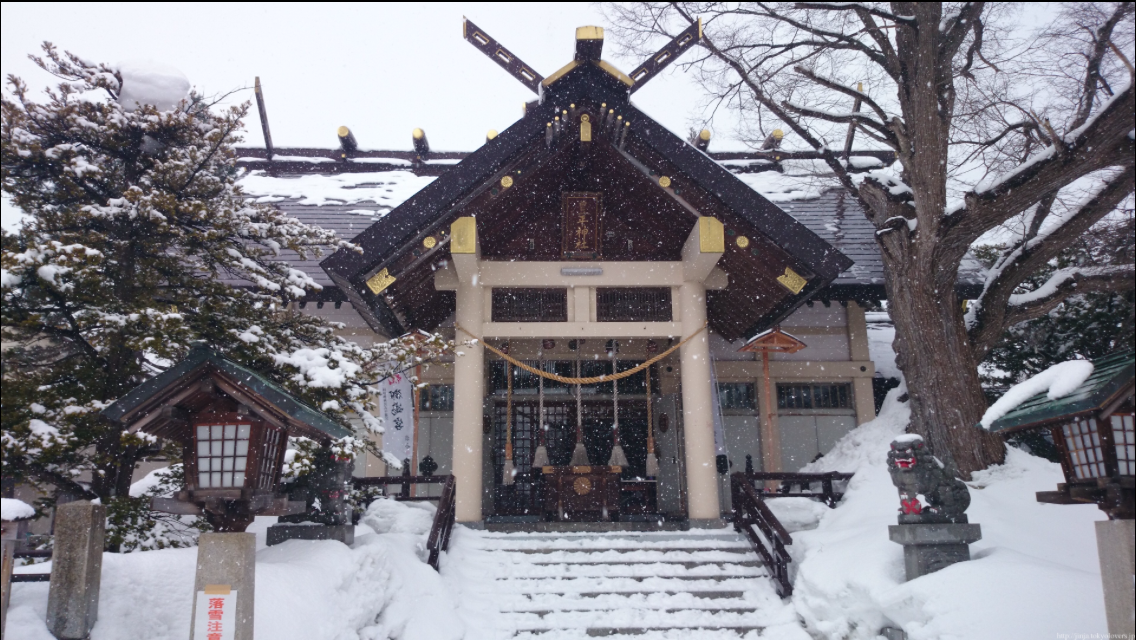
[[450, 217, 485, 523], [1095, 519, 1135, 638], [678, 218, 725, 524], [189, 532, 255, 640], [679, 279, 720, 522], [46, 502, 105, 640]]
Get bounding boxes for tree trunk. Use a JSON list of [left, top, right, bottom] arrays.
[[883, 255, 1006, 477]]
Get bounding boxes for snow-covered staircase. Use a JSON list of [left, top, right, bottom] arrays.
[[449, 529, 799, 639]]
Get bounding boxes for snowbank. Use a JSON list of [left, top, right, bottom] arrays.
[[1, 497, 35, 521], [790, 388, 1108, 639], [117, 61, 190, 112], [980, 359, 1094, 428], [5, 498, 464, 640]]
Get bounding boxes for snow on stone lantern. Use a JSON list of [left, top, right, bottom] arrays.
[[103, 342, 356, 640], [984, 350, 1134, 638]]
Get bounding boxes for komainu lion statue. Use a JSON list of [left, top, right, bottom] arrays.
[[887, 435, 971, 524]]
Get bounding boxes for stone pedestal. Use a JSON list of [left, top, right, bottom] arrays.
[[190, 532, 255, 640], [46, 502, 105, 640], [1095, 519, 1135, 638], [888, 522, 981, 580], [266, 524, 354, 546]]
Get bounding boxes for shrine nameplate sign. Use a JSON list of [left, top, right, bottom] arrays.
[[562, 192, 603, 260]]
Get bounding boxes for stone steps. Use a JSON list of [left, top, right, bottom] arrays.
[[458, 528, 782, 639]]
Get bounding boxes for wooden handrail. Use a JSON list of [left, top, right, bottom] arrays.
[[744, 470, 853, 507], [426, 475, 456, 571], [731, 472, 794, 597]]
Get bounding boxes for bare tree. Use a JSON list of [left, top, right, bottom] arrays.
[[605, 2, 1135, 475]]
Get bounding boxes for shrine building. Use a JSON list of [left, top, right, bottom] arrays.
[[231, 22, 980, 527]]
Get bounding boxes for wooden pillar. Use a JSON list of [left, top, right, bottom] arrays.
[[847, 301, 878, 425], [450, 217, 485, 523], [759, 351, 782, 474]]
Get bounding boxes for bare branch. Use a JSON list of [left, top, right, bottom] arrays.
[[1003, 265, 1136, 329]]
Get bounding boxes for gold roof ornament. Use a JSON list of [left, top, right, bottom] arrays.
[[451, 217, 477, 254], [699, 217, 725, 253], [736, 236, 750, 248], [500, 175, 514, 188], [366, 268, 396, 295], [423, 236, 437, 249], [776, 267, 808, 294], [658, 176, 672, 188]]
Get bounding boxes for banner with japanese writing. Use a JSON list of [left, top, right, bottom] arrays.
[[193, 586, 236, 640], [380, 370, 414, 469]]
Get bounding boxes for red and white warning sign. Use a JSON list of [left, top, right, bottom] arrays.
[[193, 584, 237, 640]]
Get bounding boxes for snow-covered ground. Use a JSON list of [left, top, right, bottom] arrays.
[[6, 389, 1109, 639]]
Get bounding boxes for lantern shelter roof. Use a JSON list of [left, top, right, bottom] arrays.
[[986, 350, 1135, 435]]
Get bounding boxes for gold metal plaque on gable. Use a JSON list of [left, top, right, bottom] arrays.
[[500, 175, 514, 189], [658, 175, 672, 188], [698, 217, 725, 253], [422, 236, 437, 249], [366, 268, 396, 295], [736, 236, 750, 248], [451, 217, 477, 254], [777, 267, 808, 294], [562, 192, 603, 260], [580, 114, 592, 142]]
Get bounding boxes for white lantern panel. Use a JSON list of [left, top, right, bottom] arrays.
[[194, 423, 253, 490], [1111, 414, 1135, 476], [1063, 419, 1107, 480]]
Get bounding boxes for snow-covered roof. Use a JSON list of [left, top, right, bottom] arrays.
[[1, 497, 36, 521], [238, 163, 984, 301]]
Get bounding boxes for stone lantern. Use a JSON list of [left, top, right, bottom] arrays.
[[986, 350, 1133, 638]]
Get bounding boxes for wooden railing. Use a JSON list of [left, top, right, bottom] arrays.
[[730, 473, 794, 596], [744, 471, 854, 507], [730, 470, 856, 597], [10, 549, 52, 583], [352, 469, 457, 571]]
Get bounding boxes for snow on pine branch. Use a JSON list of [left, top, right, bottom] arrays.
[[981, 359, 1094, 428]]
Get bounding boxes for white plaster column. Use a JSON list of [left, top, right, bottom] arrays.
[[449, 217, 485, 523], [680, 218, 725, 523], [846, 301, 878, 425]]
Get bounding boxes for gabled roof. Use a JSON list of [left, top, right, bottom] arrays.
[[103, 343, 351, 441], [319, 62, 854, 338], [987, 350, 1135, 434]]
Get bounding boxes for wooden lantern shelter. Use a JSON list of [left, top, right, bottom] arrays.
[[739, 328, 808, 474], [103, 343, 353, 531], [986, 350, 1134, 519]]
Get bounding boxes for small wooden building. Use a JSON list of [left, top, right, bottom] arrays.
[[987, 351, 1134, 519], [103, 343, 352, 530]]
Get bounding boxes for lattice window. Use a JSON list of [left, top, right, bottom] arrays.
[[596, 288, 672, 322], [1111, 414, 1135, 476], [1063, 418, 1107, 480], [196, 424, 250, 489], [257, 427, 284, 491], [419, 384, 454, 411], [718, 383, 756, 410], [492, 288, 567, 322], [777, 383, 851, 410]]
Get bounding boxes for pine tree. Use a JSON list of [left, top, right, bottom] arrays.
[[1, 44, 450, 534]]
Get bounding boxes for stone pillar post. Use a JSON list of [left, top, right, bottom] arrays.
[[1, 539, 14, 638], [46, 502, 105, 640], [450, 217, 485, 523], [679, 218, 725, 524], [189, 532, 255, 640], [1095, 519, 1135, 638]]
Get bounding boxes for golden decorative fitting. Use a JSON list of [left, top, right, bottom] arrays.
[[576, 26, 604, 40], [596, 60, 634, 87], [500, 175, 514, 188], [423, 236, 437, 249], [658, 176, 672, 188], [412, 128, 425, 140], [366, 268, 396, 295], [699, 129, 711, 141], [570, 103, 576, 109], [736, 235, 750, 248], [573, 476, 593, 495], [337, 125, 350, 138], [580, 119, 592, 142], [772, 129, 784, 140], [451, 217, 477, 254], [580, 114, 590, 122], [487, 129, 498, 140], [777, 267, 808, 294], [698, 217, 725, 253]]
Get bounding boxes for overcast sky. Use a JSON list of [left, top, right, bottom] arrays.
[[1, 3, 726, 153]]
